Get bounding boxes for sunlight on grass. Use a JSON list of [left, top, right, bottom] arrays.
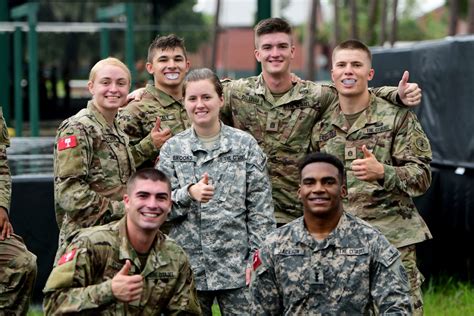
[[424, 278, 474, 316]]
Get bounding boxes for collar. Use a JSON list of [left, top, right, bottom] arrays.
[[145, 84, 182, 108]]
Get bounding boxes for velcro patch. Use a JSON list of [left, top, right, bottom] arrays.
[[57, 135, 77, 151]]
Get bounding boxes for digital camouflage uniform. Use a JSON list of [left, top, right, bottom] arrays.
[[117, 84, 190, 168], [157, 124, 275, 314], [0, 108, 37, 315], [222, 75, 401, 225], [43, 217, 201, 315], [54, 101, 135, 253], [251, 213, 412, 315], [311, 92, 432, 313]]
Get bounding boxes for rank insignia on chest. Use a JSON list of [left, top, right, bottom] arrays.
[[310, 268, 324, 285], [57, 135, 77, 151], [345, 146, 356, 160], [266, 118, 279, 132]]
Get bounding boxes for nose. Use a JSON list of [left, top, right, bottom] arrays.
[[312, 181, 325, 193], [166, 59, 176, 68], [145, 196, 159, 209], [343, 64, 353, 74]]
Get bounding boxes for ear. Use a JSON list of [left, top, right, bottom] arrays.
[[145, 62, 154, 74], [290, 45, 295, 59], [368, 68, 375, 81], [340, 184, 347, 198], [297, 186, 302, 199], [331, 69, 335, 83], [123, 194, 130, 210], [254, 49, 261, 63], [87, 81, 94, 95], [185, 60, 191, 73]]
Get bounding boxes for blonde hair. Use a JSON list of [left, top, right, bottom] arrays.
[[88, 57, 131, 85]]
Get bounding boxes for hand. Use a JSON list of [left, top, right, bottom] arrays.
[[246, 267, 251, 286], [0, 207, 13, 240], [397, 71, 422, 107], [351, 145, 384, 181], [111, 260, 143, 302], [290, 72, 303, 83], [150, 117, 172, 149], [188, 173, 214, 203], [126, 87, 146, 103]]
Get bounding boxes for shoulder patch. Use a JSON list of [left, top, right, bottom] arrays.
[[253, 250, 262, 271], [57, 135, 78, 151], [58, 248, 78, 265]]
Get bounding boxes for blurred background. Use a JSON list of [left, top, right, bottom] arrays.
[[0, 0, 473, 309]]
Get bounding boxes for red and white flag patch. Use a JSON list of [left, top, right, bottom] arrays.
[[57, 135, 77, 151], [58, 248, 77, 265], [253, 249, 262, 271]]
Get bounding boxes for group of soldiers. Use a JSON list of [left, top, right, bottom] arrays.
[[0, 17, 432, 315]]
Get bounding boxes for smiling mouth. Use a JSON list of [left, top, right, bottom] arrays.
[[341, 79, 356, 86], [165, 73, 179, 80]]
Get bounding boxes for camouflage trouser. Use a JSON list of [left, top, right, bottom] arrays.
[[198, 287, 250, 316], [0, 234, 37, 316], [399, 244, 424, 316]]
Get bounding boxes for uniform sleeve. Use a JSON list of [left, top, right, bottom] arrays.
[[54, 123, 125, 228], [220, 81, 234, 126], [0, 108, 11, 212], [250, 243, 283, 315], [370, 86, 404, 106], [164, 251, 202, 315], [117, 105, 158, 168], [43, 239, 116, 313], [245, 139, 276, 256], [381, 111, 432, 196], [157, 141, 194, 219], [370, 235, 412, 314]]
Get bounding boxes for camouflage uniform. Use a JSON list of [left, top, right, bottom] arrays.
[[117, 84, 190, 168], [251, 213, 412, 315], [54, 101, 135, 252], [0, 107, 11, 212], [157, 124, 275, 314], [222, 75, 401, 225], [311, 92, 432, 313], [43, 217, 201, 315], [0, 108, 37, 315], [0, 234, 38, 315]]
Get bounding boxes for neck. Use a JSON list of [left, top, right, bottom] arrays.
[[194, 122, 221, 138], [262, 71, 293, 94], [128, 229, 157, 254], [93, 103, 117, 126], [156, 82, 183, 101], [338, 90, 370, 114], [304, 209, 343, 241]]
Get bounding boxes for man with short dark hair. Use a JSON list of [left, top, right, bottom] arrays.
[[311, 39, 432, 314], [250, 152, 412, 314], [222, 17, 422, 227], [118, 34, 191, 168], [43, 168, 201, 315]]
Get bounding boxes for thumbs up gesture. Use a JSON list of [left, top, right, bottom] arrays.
[[188, 172, 215, 203], [397, 70, 422, 107], [150, 117, 172, 149], [351, 145, 384, 182], [112, 260, 144, 302]]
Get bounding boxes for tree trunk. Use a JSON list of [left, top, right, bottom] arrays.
[[389, 0, 398, 47], [305, 0, 318, 81], [333, 0, 340, 46], [367, 0, 378, 45], [210, 0, 221, 70], [379, 0, 387, 45], [449, 0, 459, 36], [350, 0, 358, 39]]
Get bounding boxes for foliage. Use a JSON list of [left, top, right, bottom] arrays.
[[424, 277, 474, 315]]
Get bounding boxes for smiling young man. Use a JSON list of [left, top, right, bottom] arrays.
[[44, 168, 201, 315], [118, 34, 191, 168], [250, 152, 412, 314], [310, 39, 432, 315], [221, 17, 423, 228]]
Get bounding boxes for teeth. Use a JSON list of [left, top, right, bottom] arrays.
[[342, 79, 356, 85], [165, 73, 179, 80], [142, 213, 159, 218]]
